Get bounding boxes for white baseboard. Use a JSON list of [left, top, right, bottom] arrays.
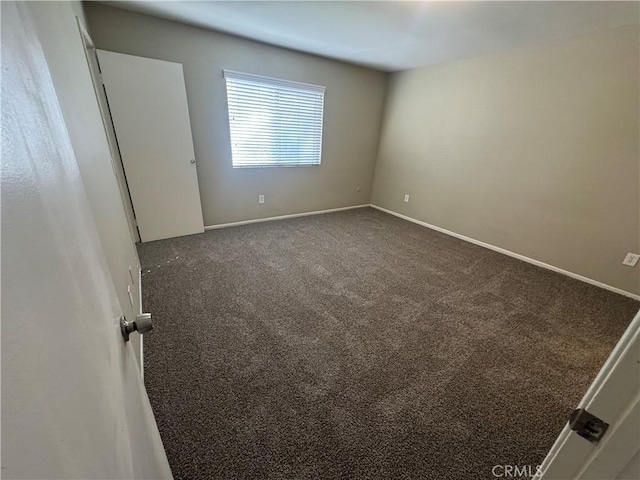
[[204, 204, 370, 231], [203, 202, 638, 300], [370, 204, 640, 301]]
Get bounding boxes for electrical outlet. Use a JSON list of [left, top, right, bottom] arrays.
[[622, 253, 639, 267], [404, 194, 410, 203], [258, 195, 265, 204], [356, 186, 361, 192]]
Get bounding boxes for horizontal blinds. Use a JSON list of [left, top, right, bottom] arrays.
[[223, 70, 325, 167]]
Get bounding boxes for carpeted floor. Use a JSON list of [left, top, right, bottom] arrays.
[[138, 207, 639, 480]]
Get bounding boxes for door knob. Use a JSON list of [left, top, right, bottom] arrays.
[[120, 313, 153, 342]]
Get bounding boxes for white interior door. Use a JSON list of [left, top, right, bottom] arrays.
[[537, 309, 640, 480], [1, 4, 171, 478], [97, 49, 205, 242]]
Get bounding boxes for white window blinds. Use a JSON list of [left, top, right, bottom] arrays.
[[223, 70, 325, 167]]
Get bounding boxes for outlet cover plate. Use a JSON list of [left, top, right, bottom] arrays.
[[622, 253, 639, 267], [259, 195, 265, 204], [404, 194, 410, 203]]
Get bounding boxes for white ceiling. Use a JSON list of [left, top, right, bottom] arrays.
[[101, 1, 640, 72]]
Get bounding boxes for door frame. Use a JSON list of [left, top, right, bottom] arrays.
[[2, 2, 171, 476], [76, 19, 145, 371], [536, 309, 640, 479], [76, 19, 141, 244]]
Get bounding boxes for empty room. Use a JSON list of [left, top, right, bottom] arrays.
[[2, 1, 640, 479]]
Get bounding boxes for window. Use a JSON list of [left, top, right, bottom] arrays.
[[223, 70, 325, 168]]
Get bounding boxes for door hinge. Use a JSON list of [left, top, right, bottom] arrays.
[[569, 408, 609, 444]]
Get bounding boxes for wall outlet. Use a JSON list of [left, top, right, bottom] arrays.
[[404, 194, 410, 203], [622, 253, 639, 267], [356, 186, 361, 192], [258, 195, 265, 204]]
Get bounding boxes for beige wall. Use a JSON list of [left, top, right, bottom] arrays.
[[617, 451, 639, 479], [372, 25, 640, 295], [84, 3, 387, 227]]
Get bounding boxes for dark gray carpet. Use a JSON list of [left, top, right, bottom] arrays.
[[138, 207, 639, 480]]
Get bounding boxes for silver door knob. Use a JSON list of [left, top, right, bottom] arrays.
[[120, 313, 153, 342], [190, 159, 196, 164]]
